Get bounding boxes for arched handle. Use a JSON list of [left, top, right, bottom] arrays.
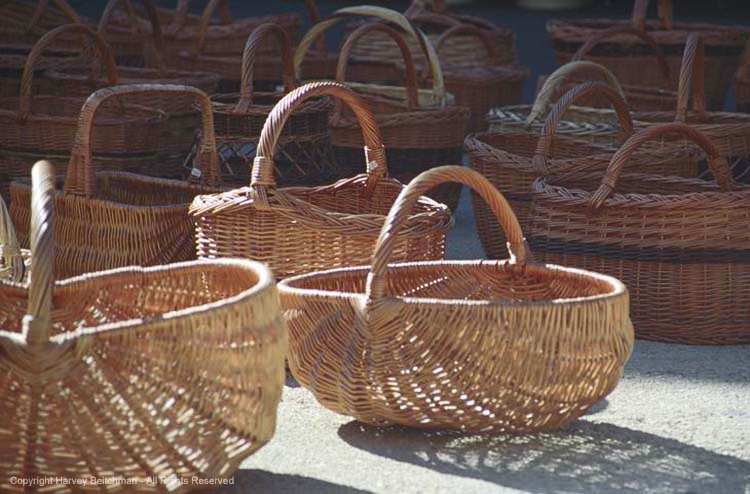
[[26, 160, 57, 348], [573, 26, 672, 85], [26, 0, 80, 33], [435, 23, 497, 63], [194, 0, 235, 55], [98, 0, 166, 69], [589, 123, 734, 211], [251, 81, 386, 203], [532, 81, 633, 173], [676, 33, 708, 123], [366, 166, 529, 300], [528, 61, 626, 125], [235, 23, 297, 113], [294, 6, 446, 106], [0, 195, 25, 283], [18, 24, 119, 121], [632, 0, 673, 31], [169, 0, 232, 34], [64, 84, 220, 198], [304, 0, 327, 54], [336, 22, 419, 110]]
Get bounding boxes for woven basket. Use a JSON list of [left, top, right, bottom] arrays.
[[191, 81, 453, 280], [210, 23, 335, 188], [97, 0, 163, 68], [279, 165, 633, 432], [0, 160, 286, 491], [0, 25, 164, 200], [736, 44, 750, 113], [0, 42, 79, 98], [10, 84, 222, 278], [547, 0, 747, 110], [528, 123, 750, 345], [0, 0, 82, 49], [0, 194, 26, 283]]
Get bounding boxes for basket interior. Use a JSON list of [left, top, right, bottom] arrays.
[[545, 170, 731, 196], [94, 173, 215, 206]]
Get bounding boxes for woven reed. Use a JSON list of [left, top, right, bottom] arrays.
[[9, 84, 222, 279], [96, 0, 163, 68], [0, 41, 80, 98], [0, 193, 26, 283], [0, 0, 84, 50], [466, 81, 699, 260], [191, 81, 453, 280], [210, 23, 336, 188], [0, 160, 286, 491], [547, 0, 746, 110], [527, 122, 750, 345], [280, 165, 633, 432]]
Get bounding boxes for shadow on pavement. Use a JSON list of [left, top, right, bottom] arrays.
[[217, 470, 373, 494], [338, 419, 750, 494]]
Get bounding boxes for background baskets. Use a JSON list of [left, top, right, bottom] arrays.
[[546, 0, 747, 110], [736, 44, 750, 112], [190, 81, 452, 280], [10, 84, 221, 278], [209, 23, 336, 188], [528, 123, 750, 345], [0, 160, 286, 491], [279, 165, 633, 433]]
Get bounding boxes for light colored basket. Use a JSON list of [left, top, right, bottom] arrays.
[[0, 194, 26, 283], [0, 160, 286, 491], [279, 165, 633, 432], [190, 81, 453, 280], [528, 123, 750, 345]]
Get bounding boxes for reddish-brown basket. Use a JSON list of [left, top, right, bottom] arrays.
[[547, 0, 746, 110], [0, 0, 82, 48]]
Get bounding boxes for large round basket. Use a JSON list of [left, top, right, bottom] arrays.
[[0, 160, 286, 492], [279, 165, 633, 433]]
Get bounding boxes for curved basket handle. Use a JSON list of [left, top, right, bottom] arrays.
[[366, 165, 529, 300], [528, 61, 626, 125], [98, 0, 166, 69], [676, 33, 708, 123], [533, 81, 634, 173], [435, 23, 497, 62], [170, 0, 232, 33], [590, 122, 734, 211], [194, 0, 235, 55], [573, 26, 672, 85], [64, 84, 220, 197], [252, 81, 386, 202], [235, 23, 297, 113], [304, 0, 327, 54], [294, 6, 446, 106], [26, 0, 80, 33], [336, 22, 419, 110], [0, 194, 25, 283], [18, 24, 119, 121], [26, 160, 57, 348], [632, 0, 673, 31]]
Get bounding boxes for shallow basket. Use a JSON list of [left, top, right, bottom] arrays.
[[527, 123, 750, 345], [0, 160, 286, 491], [190, 81, 453, 280], [10, 84, 222, 279], [279, 165, 633, 433]]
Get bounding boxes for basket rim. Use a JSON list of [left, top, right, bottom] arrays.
[[44, 63, 222, 87], [279, 259, 627, 308], [0, 96, 167, 125]]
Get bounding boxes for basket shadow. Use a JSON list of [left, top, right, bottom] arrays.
[[338, 419, 750, 494], [215, 470, 373, 494]]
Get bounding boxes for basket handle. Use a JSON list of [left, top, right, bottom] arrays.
[[0, 194, 25, 283], [98, 0, 166, 70], [367, 165, 529, 300], [193, 0, 237, 55], [632, 0, 673, 31], [235, 23, 297, 113], [589, 123, 734, 211], [435, 23, 497, 63], [527, 61, 626, 125], [676, 33, 708, 123], [169, 0, 231, 34], [294, 6, 446, 106], [252, 81, 386, 203], [572, 26, 672, 85], [26, 0, 80, 33], [336, 22, 420, 110], [532, 81, 633, 173], [304, 0, 327, 54], [18, 25, 119, 122], [64, 84, 220, 197]]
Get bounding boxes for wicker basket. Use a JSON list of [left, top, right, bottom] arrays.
[[10, 84, 222, 278], [0, 0, 82, 48], [210, 23, 336, 188], [0, 25, 164, 200], [97, 0, 163, 68], [0, 160, 286, 491], [279, 165, 633, 432], [528, 123, 749, 345], [191, 81, 453, 280], [0, 42, 80, 98], [0, 194, 26, 283], [547, 0, 747, 110], [736, 44, 750, 113]]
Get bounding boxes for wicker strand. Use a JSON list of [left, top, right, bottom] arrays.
[[98, 0, 166, 70], [0, 193, 25, 283], [632, 0, 673, 31], [26, 0, 79, 33], [676, 33, 708, 123]]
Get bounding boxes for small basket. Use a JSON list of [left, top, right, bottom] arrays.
[[0, 160, 286, 491], [190, 81, 453, 280], [547, 0, 747, 110], [209, 23, 336, 188], [0, 194, 26, 283], [279, 165, 633, 433], [528, 123, 750, 345], [0, 25, 164, 199], [10, 84, 222, 278]]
